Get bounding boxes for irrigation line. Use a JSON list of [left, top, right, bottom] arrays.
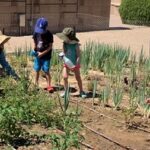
[[79, 141, 94, 149], [84, 124, 136, 150], [70, 100, 150, 134]]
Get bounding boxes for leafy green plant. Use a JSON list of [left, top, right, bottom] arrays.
[[92, 79, 97, 106], [100, 84, 111, 106], [138, 47, 147, 68], [112, 87, 123, 109], [49, 116, 82, 150], [122, 106, 138, 125], [64, 86, 70, 113], [0, 103, 25, 143], [81, 41, 93, 74], [129, 87, 138, 108], [82, 42, 130, 78], [0, 46, 82, 149], [137, 87, 150, 118], [119, 0, 150, 25], [0, 75, 60, 144]]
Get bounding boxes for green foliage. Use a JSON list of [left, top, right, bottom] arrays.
[[64, 86, 70, 112], [0, 102, 25, 143], [119, 0, 150, 25], [100, 84, 111, 106], [112, 87, 123, 109], [81, 41, 93, 74], [0, 77, 58, 143], [0, 50, 82, 149], [51, 50, 60, 67], [0, 75, 81, 149], [49, 116, 82, 150], [81, 42, 130, 77]]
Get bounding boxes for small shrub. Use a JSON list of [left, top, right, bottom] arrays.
[[119, 0, 150, 25]]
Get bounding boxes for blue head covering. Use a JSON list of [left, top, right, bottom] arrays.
[[34, 17, 48, 34]]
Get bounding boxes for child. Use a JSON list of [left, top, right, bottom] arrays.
[[56, 27, 87, 98], [32, 17, 54, 92], [0, 31, 19, 80]]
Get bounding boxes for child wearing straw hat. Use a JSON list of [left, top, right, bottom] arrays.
[[0, 31, 19, 80], [56, 27, 87, 98], [32, 17, 54, 92]]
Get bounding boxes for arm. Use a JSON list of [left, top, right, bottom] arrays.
[[33, 41, 37, 51], [0, 44, 4, 52], [63, 43, 67, 54], [38, 43, 52, 58], [33, 33, 37, 51]]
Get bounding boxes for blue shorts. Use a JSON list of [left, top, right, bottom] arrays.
[[33, 57, 51, 72]]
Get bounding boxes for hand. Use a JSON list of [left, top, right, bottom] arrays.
[[70, 64, 80, 71], [70, 67, 76, 71], [37, 52, 43, 58]]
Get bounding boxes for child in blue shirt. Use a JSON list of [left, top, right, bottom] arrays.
[[56, 27, 87, 98], [32, 17, 54, 92]]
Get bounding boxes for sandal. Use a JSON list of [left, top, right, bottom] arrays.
[[44, 86, 54, 93]]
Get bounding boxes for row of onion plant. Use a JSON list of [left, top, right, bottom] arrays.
[[81, 41, 150, 119]]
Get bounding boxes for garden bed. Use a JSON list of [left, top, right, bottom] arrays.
[[0, 42, 150, 150]]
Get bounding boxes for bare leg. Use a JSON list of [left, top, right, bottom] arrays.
[[63, 67, 69, 90], [45, 71, 51, 87], [35, 71, 40, 86], [74, 69, 83, 92]]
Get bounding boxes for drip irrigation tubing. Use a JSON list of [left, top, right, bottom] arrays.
[[70, 100, 150, 134], [84, 124, 136, 150]]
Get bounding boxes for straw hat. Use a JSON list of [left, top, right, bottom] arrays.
[[0, 31, 11, 45], [56, 27, 79, 43]]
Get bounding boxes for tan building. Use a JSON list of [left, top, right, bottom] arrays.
[[0, 0, 111, 35]]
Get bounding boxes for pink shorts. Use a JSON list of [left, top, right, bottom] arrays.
[[63, 64, 80, 71]]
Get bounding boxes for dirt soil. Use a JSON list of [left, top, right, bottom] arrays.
[[12, 72, 150, 150], [4, 64, 148, 150], [1, 16, 150, 150]]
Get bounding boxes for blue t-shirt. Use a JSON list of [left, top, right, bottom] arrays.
[[33, 30, 53, 60]]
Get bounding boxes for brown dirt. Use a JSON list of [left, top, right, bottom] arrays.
[[1, 57, 150, 150], [1, 16, 150, 150], [13, 67, 150, 150]]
